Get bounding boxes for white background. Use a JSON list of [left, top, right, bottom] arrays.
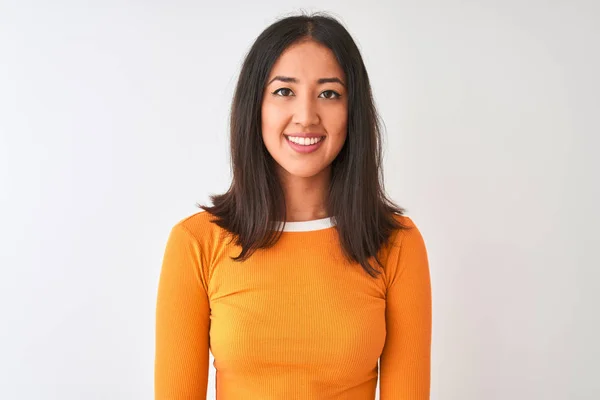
[[1, 0, 599, 399]]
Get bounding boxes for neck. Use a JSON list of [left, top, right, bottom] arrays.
[[277, 165, 331, 222]]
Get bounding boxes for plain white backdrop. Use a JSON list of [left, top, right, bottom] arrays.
[[1, 0, 598, 399]]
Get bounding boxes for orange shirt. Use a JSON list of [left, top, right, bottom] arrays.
[[155, 211, 431, 399]]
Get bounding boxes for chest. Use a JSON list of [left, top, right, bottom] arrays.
[[206, 244, 388, 380]]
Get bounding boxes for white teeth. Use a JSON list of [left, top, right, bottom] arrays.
[[287, 136, 324, 145]]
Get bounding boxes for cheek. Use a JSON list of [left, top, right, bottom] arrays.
[[326, 107, 348, 139], [261, 102, 286, 136]]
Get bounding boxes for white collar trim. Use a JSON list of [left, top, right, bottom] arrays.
[[273, 216, 336, 232]]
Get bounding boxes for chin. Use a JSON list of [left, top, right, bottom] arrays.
[[281, 165, 325, 179]]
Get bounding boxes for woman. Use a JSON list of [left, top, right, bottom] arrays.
[[155, 12, 432, 400]]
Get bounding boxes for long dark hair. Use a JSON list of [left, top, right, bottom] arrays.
[[199, 12, 407, 278]]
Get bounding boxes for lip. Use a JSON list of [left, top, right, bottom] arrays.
[[285, 133, 326, 138], [284, 135, 325, 154]]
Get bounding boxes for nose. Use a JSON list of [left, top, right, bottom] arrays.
[[292, 95, 320, 128]]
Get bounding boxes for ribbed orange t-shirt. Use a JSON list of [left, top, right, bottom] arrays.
[[155, 211, 431, 399]]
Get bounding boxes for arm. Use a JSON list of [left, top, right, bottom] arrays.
[[380, 218, 432, 399], [155, 223, 210, 399]]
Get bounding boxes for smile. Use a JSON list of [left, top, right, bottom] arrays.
[[284, 135, 325, 154]]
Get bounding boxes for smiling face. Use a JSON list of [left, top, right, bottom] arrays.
[[261, 40, 348, 181]]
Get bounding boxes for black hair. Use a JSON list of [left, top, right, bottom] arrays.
[[199, 12, 407, 278]]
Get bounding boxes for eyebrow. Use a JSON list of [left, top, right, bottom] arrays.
[[267, 75, 345, 87]]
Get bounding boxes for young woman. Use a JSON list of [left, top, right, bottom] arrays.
[[155, 12, 432, 400]]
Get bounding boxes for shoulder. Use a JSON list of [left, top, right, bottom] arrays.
[[164, 210, 232, 277], [173, 210, 222, 235], [175, 209, 214, 229], [389, 213, 425, 249], [381, 214, 429, 285], [392, 213, 417, 228], [169, 210, 230, 250]]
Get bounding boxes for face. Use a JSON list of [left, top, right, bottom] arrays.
[[261, 40, 348, 181]]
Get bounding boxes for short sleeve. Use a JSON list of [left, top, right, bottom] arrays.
[[155, 223, 211, 399], [379, 218, 432, 399]]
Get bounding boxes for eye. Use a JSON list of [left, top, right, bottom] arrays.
[[273, 88, 294, 97], [319, 90, 341, 99]]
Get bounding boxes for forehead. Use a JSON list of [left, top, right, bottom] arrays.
[[268, 40, 344, 79]]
